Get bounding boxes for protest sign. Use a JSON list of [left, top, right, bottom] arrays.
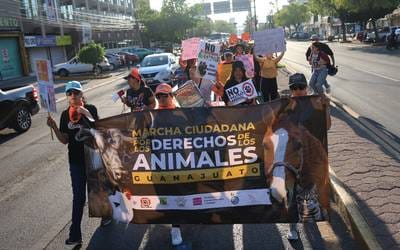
[[181, 37, 200, 60], [229, 34, 238, 45], [173, 80, 205, 107], [235, 54, 254, 78], [253, 28, 286, 55], [197, 41, 220, 81], [241, 32, 251, 42], [35, 60, 56, 113], [85, 96, 330, 224], [225, 79, 257, 106]]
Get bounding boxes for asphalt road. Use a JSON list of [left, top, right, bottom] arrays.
[[0, 72, 355, 249], [283, 41, 400, 141]]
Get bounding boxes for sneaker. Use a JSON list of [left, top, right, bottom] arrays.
[[325, 86, 331, 94], [100, 217, 112, 227], [65, 238, 82, 245], [287, 224, 299, 241], [170, 227, 183, 246]]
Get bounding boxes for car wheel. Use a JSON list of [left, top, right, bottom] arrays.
[[13, 106, 32, 133], [94, 66, 102, 75], [109, 63, 116, 71], [59, 69, 69, 77]]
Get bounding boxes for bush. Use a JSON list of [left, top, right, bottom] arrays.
[[77, 43, 105, 74]]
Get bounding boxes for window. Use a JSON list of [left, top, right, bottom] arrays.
[[213, 1, 230, 14]]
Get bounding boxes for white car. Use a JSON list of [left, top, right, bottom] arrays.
[[53, 57, 110, 76], [138, 53, 179, 89]]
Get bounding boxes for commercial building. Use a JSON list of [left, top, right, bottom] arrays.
[[0, 0, 140, 80]]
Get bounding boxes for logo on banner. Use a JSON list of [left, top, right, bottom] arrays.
[[230, 194, 240, 205], [175, 197, 186, 208], [159, 197, 168, 205], [193, 197, 203, 206], [243, 81, 254, 97], [140, 198, 151, 208]]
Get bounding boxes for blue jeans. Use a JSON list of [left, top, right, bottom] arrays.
[[69, 163, 87, 241], [309, 68, 329, 94]]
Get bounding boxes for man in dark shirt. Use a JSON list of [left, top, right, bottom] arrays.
[[122, 68, 155, 111], [305, 35, 335, 66]]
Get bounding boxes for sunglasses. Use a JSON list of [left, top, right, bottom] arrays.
[[66, 89, 81, 96], [290, 85, 307, 91], [155, 93, 170, 99]]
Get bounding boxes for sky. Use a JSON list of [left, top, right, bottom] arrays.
[[148, 0, 289, 32]]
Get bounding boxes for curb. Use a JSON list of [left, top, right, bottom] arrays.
[[55, 74, 113, 81], [281, 65, 383, 249]]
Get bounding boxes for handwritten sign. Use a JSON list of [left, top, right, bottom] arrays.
[[197, 41, 220, 81], [181, 37, 200, 60], [35, 60, 56, 113], [235, 54, 254, 78], [225, 79, 257, 106], [254, 28, 286, 55]]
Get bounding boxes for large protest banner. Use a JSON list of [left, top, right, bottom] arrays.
[[181, 37, 200, 61], [85, 96, 330, 224], [197, 41, 220, 81], [254, 28, 286, 56]]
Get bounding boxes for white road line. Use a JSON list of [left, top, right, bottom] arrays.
[[351, 67, 400, 82], [233, 224, 243, 250], [138, 225, 153, 250]]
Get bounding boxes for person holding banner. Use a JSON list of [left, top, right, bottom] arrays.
[[222, 61, 256, 105], [46, 81, 99, 246], [121, 68, 155, 111], [256, 51, 285, 102]]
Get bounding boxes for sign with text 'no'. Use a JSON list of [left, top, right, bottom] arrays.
[[197, 41, 220, 81], [226, 79, 257, 106], [254, 28, 286, 55]]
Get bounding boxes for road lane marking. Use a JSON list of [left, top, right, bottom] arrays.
[[233, 224, 243, 250], [350, 66, 400, 82]]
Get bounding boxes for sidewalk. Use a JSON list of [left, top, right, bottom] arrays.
[[278, 68, 400, 249]]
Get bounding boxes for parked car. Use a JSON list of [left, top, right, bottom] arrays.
[[366, 26, 400, 43], [121, 48, 154, 61], [105, 53, 122, 70], [290, 32, 310, 40], [138, 53, 179, 90], [117, 52, 139, 66], [53, 56, 110, 76], [0, 85, 40, 133]]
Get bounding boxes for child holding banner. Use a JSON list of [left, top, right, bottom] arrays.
[[256, 51, 285, 102]]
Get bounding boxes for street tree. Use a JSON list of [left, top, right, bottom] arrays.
[[213, 20, 236, 34], [77, 43, 105, 75], [274, 3, 310, 33]]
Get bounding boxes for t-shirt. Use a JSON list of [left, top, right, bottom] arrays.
[[217, 62, 233, 85], [126, 86, 154, 111], [306, 43, 334, 60], [59, 104, 98, 165], [256, 56, 278, 79], [310, 52, 330, 70]]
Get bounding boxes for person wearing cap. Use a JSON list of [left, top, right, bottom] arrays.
[[222, 61, 256, 105], [122, 68, 155, 111], [256, 51, 285, 102], [306, 34, 335, 67], [46, 81, 99, 246], [154, 83, 176, 109], [308, 42, 331, 94]]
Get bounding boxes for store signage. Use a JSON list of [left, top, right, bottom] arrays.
[[0, 17, 19, 30], [24, 35, 72, 47]]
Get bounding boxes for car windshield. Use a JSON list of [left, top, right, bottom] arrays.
[[141, 56, 168, 67]]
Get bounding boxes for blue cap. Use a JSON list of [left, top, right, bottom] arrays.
[[65, 81, 83, 93]]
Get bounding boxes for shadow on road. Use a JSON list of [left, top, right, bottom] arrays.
[[0, 131, 20, 145]]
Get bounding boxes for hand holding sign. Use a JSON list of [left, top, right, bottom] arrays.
[[226, 79, 258, 106]]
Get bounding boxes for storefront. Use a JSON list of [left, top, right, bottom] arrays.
[[24, 35, 72, 75], [0, 17, 28, 80]]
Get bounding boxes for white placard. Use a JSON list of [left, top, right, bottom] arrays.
[[35, 59, 56, 113], [225, 79, 257, 106], [254, 28, 286, 55], [197, 41, 220, 81]]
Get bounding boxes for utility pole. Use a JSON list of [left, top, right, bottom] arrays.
[[253, 0, 257, 31]]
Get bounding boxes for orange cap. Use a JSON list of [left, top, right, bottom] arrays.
[[155, 83, 172, 95], [124, 68, 141, 81]]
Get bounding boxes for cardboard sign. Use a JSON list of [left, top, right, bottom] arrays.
[[197, 41, 220, 81], [225, 79, 257, 106], [229, 34, 238, 45], [35, 60, 56, 113], [241, 32, 251, 42], [173, 80, 205, 107], [254, 28, 286, 55], [181, 37, 200, 60], [235, 54, 255, 78]]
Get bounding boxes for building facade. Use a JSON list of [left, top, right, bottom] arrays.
[[0, 0, 140, 79]]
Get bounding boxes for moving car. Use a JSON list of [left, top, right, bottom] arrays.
[[138, 53, 179, 89], [53, 56, 110, 76], [290, 32, 310, 40], [0, 85, 40, 133]]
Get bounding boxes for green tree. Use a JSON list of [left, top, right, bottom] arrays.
[[273, 3, 310, 33], [192, 18, 213, 37], [77, 43, 105, 75], [212, 20, 236, 34]]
